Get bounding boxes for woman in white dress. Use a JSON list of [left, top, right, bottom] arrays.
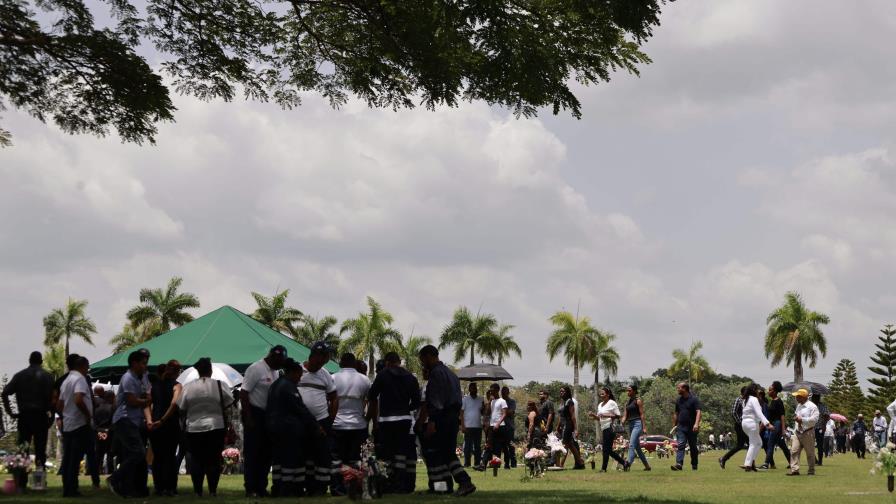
[[740, 383, 773, 471]]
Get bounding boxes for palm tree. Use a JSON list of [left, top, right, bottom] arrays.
[[43, 298, 97, 358], [588, 330, 619, 391], [439, 307, 499, 366], [668, 340, 712, 383], [340, 297, 401, 377], [546, 310, 600, 390], [43, 343, 66, 379], [294, 315, 341, 349], [251, 289, 303, 335], [108, 320, 163, 353], [482, 324, 521, 366], [127, 277, 200, 333], [765, 291, 830, 382], [395, 334, 433, 378]]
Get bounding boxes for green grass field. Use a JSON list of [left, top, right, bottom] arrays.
[[7, 451, 893, 503]]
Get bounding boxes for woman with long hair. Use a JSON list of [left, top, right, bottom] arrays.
[[740, 383, 772, 471], [558, 386, 585, 469], [588, 387, 630, 472], [525, 401, 546, 449], [620, 385, 650, 470]]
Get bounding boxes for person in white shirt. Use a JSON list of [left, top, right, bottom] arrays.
[[298, 342, 338, 496], [888, 399, 896, 443], [709, 433, 715, 449], [787, 388, 819, 476], [475, 383, 507, 471], [461, 382, 484, 467], [873, 410, 888, 447], [587, 386, 630, 472], [59, 356, 93, 497], [823, 418, 836, 457], [739, 383, 772, 471], [239, 345, 287, 498], [331, 353, 371, 495], [177, 358, 236, 497]]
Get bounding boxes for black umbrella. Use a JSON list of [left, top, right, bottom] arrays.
[[782, 381, 830, 396], [457, 363, 513, 381]]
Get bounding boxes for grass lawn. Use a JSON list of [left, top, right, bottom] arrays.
[[7, 451, 892, 503]]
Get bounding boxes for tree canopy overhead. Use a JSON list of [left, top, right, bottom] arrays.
[[1, 0, 669, 145]]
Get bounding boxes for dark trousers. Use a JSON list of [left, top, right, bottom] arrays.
[[61, 426, 92, 497], [480, 425, 508, 467], [110, 419, 148, 497], [270, 425, 305, 498], [764, 420, 791, 466], [18, 410, 50, 467], [243, 406, 271, 495], [187, 429, 225, 496], [502, 426, 517, 467], [853, 436, 866, 458], [305, 418, 333, 495], [675, 429, 699, 468], [95, 430, 115, 474], [84, 431, 100, 487], [815, 429, 825, 465], [601, 427, 627, 470], [330, 428, 368, 494], [426, 411, 471, 492], [378, 420, 416, 493], [463, 427, 482, 467], [150, 424, 180, 494], [721, 423, 748, 462]]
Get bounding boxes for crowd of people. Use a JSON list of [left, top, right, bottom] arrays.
[[2, 346, 895, 499]]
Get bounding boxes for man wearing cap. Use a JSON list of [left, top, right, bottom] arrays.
[[109, 349, 152, 497], [873, 410, 888, 447], [267, 358, 321, 497], [2, 351, 54, 470], [418, 345, 476, 497], [368, 352, 421, 494], [299, 342, 338, 496], [787, 389, 819, 476], [240, 345, 287, 498], [330, 353, 371, 495]]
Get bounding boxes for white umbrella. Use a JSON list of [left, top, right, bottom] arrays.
[[177, 363, 243, 388]]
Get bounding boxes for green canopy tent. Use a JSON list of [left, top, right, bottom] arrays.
[[90, 305, 338, 382]]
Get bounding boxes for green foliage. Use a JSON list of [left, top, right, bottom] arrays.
[[250, 289, 303, 336], [482, 323, 521, 366], [640, 376, 676, 437], [439, 307, 498, 366], [668, 340, 712, 383], [392, 334, 432, 380], [42, 297, 97, 358], [1, 0, 668, 145], [294, 314, 340, 350], [827, 358, 866, 419], [868, 324, 896, 412], [546, 311, 601, 389], [339, 296, 401, 377], [126, 277, 200, 333], [764, 291, 830, 382], [107, 320, 163, 354], [42, 344, 66, 379]]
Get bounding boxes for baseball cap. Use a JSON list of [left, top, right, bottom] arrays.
[[791, 388, 809, 398], [310, 341, 330, 356]]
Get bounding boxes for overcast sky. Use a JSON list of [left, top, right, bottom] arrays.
[[2, 1, 895, 389]]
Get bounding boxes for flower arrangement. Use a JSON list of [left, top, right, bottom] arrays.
[[545, 433, 567, 456], [523, 448, 547, 478], [487, 456, 502, 476], [2, 444, 32, 494], [455, 446, 463, 458], [356, 439, 388, 499], [342, 466, 365, 500], [871, 442, 896, 492], [222, 448, 240, 475]]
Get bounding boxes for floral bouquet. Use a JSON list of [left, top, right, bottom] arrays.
[[487, 456, 502, 476], [2, 444, 32, 493], [523, 448, 547, 478], [871, 442, 896, 492], [359, 439, 388, 499], [546, 433, 567, 456], [342, 466, 365, 500], [222, 448, 240, 475]]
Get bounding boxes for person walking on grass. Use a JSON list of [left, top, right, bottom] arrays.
[[719, 387, 747, 469], [852, 414, 867, 459], [873, 410, 888, 447], [558, 385, 585, 470], [108, 349, 152, 498], [2, 351, 54, 471], [177, 358, 236, 497], [588, 386, 630, 472], [461, 382, 483, 468], [59, 356, 93, 498], [760, 381, 791, 470], [618, 385, 651, 471], [739, 383, 773, 472], [787, 388, 819, 476], [813, 394, 831, 466], [671, 382, 701, 471]]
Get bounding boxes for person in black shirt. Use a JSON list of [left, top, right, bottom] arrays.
[[852, 415, 867, 459], [149, 361, 183, 496], [812, 394, 830, 466], [671, 382, 701, 471], [558, 385, 585, 469], [418, 345, 476, 497], [368, 352, 421, 494], [267, 359, 321, 497], [538, 390, 555, 434], [761, 381, 791, 470], [719, 387, 747, 469], [2, 351, 55, 468]]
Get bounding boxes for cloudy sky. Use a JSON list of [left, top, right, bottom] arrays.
[[3, 1, 895, 389]]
